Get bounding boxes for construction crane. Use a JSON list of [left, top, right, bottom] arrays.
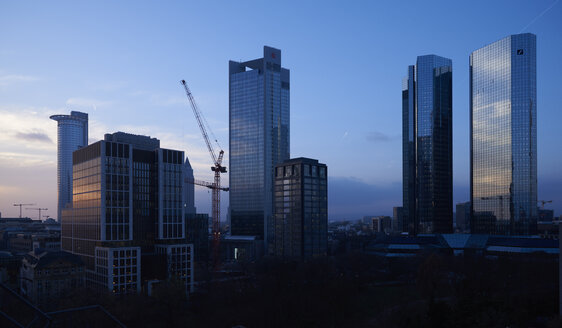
[[538, 200, 552, 209], [180, 80, 228, 268], [13, 203, 35, 218], [26, 207, 48, 220]]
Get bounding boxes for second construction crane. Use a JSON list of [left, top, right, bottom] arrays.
[[180, 80, 228, 267]]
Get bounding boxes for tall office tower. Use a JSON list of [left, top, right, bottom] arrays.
[[50, 111, 88, 222], [183, 156, 196, 215], [61, 132, 193, 294], [470, 33, 537, 235], [402, 55, 453, 235], [456, 202, 470, 232], [273, 158, 327, 259], [392, 206, 403, 232], [229, 46, 290, 251]]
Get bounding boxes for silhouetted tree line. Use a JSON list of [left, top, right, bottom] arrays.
[[6, 251, 558, 327]]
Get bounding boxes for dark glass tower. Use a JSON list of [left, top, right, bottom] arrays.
[[470, 33, 537, 235], [402, 55, 453, 234], [273, 158, 327, 259], [229, 46, 290, 250]]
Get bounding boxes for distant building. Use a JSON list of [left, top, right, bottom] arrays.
[[272, 158, 327, 260], [61, 132, 193, 294], [183, 157, 196, 215], [470, 33, 537, 235], [456, 202, 470, 232], [538, 208, 554, 222], [222, 235, 264, 262], [9, 233, 60, 253], [229, 46, 290, 252], [371, 216, 392, 233], [393, 207, 403, 232], [402, 55, 453, 235], [185, 213, 209, 263], [20, 249, 85, 306], [50, 111, 88, 222]]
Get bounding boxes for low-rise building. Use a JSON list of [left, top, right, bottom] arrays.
[[20, 249, 85, 306]]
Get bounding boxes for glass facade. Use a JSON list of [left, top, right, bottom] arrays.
[[229, 46, 290, 248], [50, 111, 88, 222], [62, 132, 192, 293], [470, 33, 537, 235], [273, 158, 327, 259], [402, 55, 453, 234]]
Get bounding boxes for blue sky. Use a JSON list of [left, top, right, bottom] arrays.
[[0, 1, 561, 220]]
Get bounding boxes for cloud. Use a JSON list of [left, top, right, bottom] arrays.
[[15, 130, 53, 143], [366, 131, 397, 143], [0, 74, 39, 86], [66, 97, 113, 108]]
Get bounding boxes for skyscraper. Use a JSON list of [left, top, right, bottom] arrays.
[[470, 33, 537, 235], [229, 46, 290, 250], [273, 158, 327, 259], [50, 111, 88, 222], [61, 132, 193, 293], [183, 156, 196, 215], [402, 55, 453, 234]]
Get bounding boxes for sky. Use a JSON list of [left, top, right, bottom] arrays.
[[0, 0, 561, 221]]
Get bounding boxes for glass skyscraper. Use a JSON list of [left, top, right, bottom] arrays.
[[470, 33, 537, 235], [402, 55, 453, 234], [50, 111, 88, 222], [229, 46, 290, 250]]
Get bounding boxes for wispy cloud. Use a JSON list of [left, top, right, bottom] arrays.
[[0, 106, 59, 168], [66, 97, 113, 108], [0, 74, 39, 86], [366, 131, 398, 143], [15, 130, 53, 143]]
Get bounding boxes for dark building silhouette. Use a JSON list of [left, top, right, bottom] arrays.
[[402, 55, 453, 234], [20, 249, 84, 306], [273, 158, 327, 259], [185, 213, 209, 263], [456, 202, 470, 232]]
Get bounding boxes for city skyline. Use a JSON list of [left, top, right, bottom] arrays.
[[1, 1, 561, 220]]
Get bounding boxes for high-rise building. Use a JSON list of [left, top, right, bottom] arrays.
[[456, 202, 470, 232], [183, 157, 196, 215], [402, 55, 453, 234], [229, 46, 290, 250], [470, 33, 537, 235], [50, 111, 88, 222], [392, 207, 403, 232], [61, 132, 193, 294], [273, 158, 327, 260]]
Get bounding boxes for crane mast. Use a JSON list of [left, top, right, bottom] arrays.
[[181, 80, 227, 268], [13, 203, 35, 218]]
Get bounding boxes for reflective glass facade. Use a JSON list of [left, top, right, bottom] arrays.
[[402, 55, 453, 234], [229, 46, 290, 247], [50, 111, 88, 222], [470, 33, 537, 235], [62, 132, 192, 293]]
